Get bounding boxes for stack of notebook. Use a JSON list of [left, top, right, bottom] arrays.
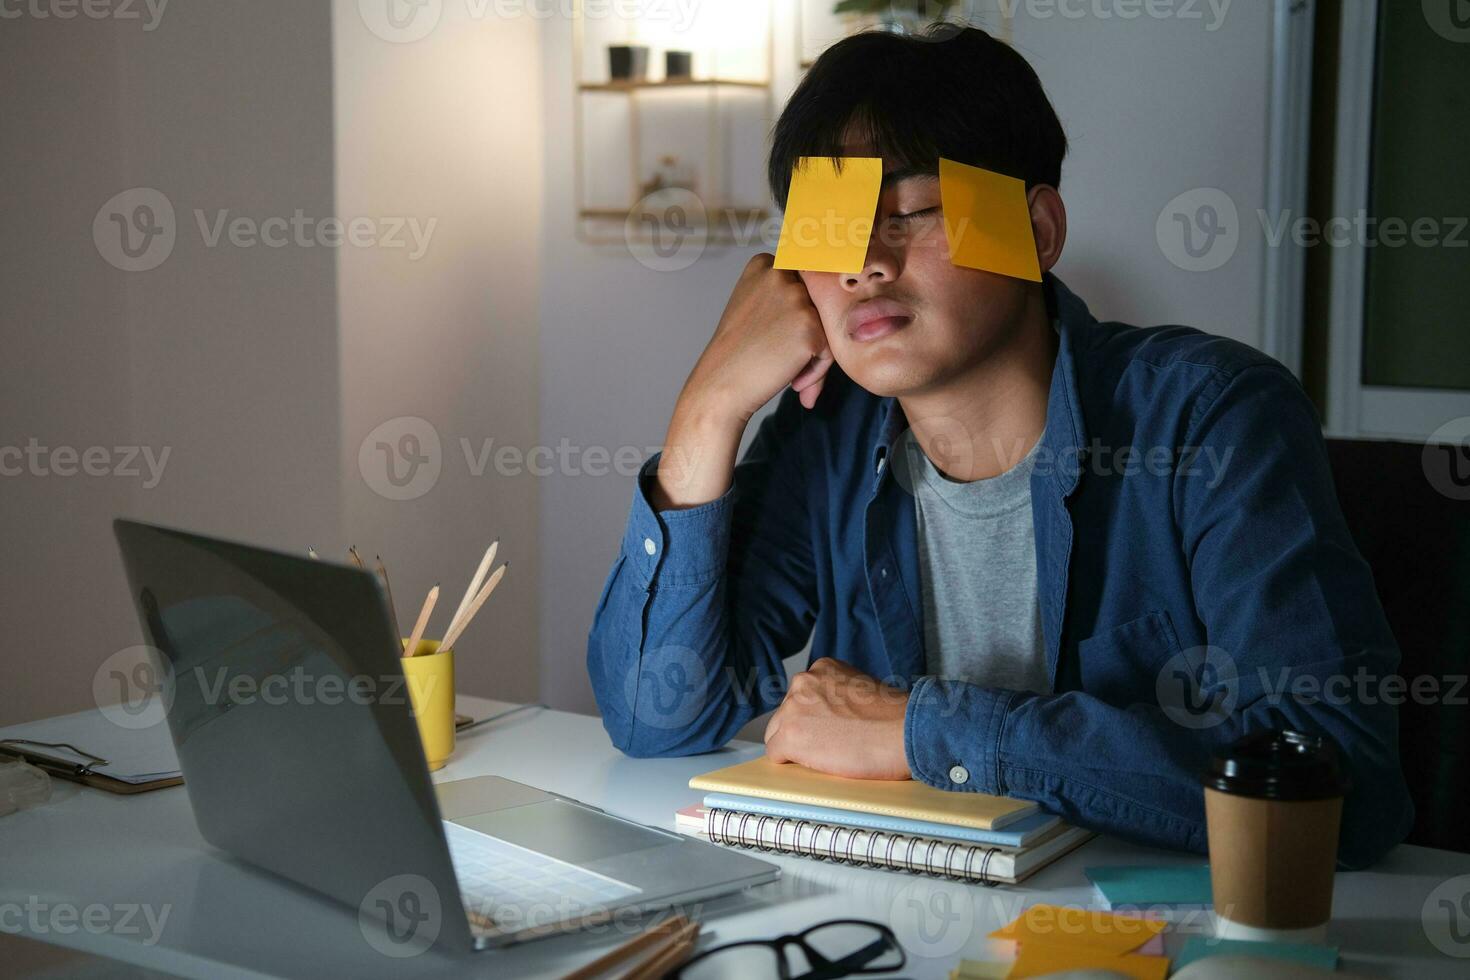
[[676, 757, 1092, 885]]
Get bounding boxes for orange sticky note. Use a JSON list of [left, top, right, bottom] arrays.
[[1007, 944, 1169, 980], [774, 156, 882, 273], [989, 904, 1166, 955], [938, 158, 1041, 281]]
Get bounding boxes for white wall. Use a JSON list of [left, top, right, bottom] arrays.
[[1009, 2, 1274, 345], [333, 1, 544, 704], [0, 1, 545, 724], [537, 2, 1278, 716], [1, 1, 342, 725]]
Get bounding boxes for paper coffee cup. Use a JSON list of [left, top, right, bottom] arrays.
[[1204, 730, 1349, 939]]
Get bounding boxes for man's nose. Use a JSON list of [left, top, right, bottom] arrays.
[[841, 237, 899, 290]]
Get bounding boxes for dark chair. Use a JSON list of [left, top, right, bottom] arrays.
[[1326, 438, 1470, 853]]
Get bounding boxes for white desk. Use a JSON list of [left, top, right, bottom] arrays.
[[3, 696, 1468, 978]]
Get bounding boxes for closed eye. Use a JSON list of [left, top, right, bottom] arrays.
[[891, 207, 939, 222]]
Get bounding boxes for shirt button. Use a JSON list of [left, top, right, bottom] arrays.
[[948, 765, 969, 785], [643, 537, 657, 556]]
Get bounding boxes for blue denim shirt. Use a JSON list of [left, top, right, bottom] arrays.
[[587, 276, 1413, 868]]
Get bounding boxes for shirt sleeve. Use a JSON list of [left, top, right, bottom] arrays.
[[903, 364, 1414, 869], [587, 389, 819, 757]]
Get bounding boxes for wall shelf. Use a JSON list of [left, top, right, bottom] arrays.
[[572, 1, 775, 247], [578, 207, 771, 221], [578, 78, 770, 92]]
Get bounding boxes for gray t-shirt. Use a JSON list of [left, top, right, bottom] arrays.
[[903, 434, 1050, 694]]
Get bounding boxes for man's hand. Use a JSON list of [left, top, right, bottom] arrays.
[[686, 252, 835, 422], [651, 254, 833, 510], [764, 658, 911, 780]]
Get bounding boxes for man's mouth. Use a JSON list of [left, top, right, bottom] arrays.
[[846, 298, 914, 344]]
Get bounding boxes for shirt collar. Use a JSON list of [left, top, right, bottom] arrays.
[[870, 273, 1093, 497]]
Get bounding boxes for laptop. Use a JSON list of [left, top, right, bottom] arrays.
[[113, 519, 779, 951]]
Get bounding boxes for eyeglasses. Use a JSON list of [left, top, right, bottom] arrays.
[[670, 918, 905, 980]]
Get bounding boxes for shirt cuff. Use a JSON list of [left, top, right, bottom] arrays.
[[621, 453, 735, 590], [903, 676, 1015, 795]]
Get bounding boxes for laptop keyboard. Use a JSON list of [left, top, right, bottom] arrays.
[[443, 820, 642, 931]]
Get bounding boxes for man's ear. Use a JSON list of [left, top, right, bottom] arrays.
[[1027, 185, 1067, 274]]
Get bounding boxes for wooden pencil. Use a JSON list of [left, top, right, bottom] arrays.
[[622, 920, 700, 980], [445, 540, 498, 645], [560, 914, 688, 980], [439, 563, 505, 652], [375, 555, 401, 640], [403, 584, 439, 658]]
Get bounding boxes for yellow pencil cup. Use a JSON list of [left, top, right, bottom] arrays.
[[401, 638, 455, 771]]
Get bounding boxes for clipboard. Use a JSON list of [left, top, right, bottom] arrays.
[[0, 739, 182, 796], [0, 712, 481, 797]]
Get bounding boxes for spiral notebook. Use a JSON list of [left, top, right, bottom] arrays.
[[675, 805, 1092, 885], [701, 792, 1062, 848]]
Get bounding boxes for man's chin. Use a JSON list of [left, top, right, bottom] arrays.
[[828, 348, 924, 397]]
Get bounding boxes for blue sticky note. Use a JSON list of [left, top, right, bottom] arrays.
[[1175, 937, 1339, 971], [1086, 865, 1214, 908]]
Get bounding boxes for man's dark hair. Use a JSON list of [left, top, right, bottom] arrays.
[[767, 26, 1068, 207]]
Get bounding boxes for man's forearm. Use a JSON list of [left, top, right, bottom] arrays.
[[589, 391, 821, 758], [649, 393, 747, 511]]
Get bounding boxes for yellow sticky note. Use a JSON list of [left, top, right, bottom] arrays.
[[954, 958, 1011, 979], [988, 904, 1166, 955], [774, 156, 882, 273], [1007, 944, 1169, 980], [938, 158, 1041, 281]]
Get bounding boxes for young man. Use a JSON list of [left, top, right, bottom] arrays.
[[587, 27, 1412, 868]]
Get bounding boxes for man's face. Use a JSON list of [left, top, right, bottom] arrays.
[[799, 151, 1034, 399]]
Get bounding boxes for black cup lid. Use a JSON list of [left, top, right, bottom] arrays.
[[1205, 729, 1350, 800]]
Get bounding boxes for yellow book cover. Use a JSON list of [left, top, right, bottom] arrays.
[[689, 756, 1037, 831]]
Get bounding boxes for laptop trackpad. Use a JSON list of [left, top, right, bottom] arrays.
[[453, 799, 676, 865]]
